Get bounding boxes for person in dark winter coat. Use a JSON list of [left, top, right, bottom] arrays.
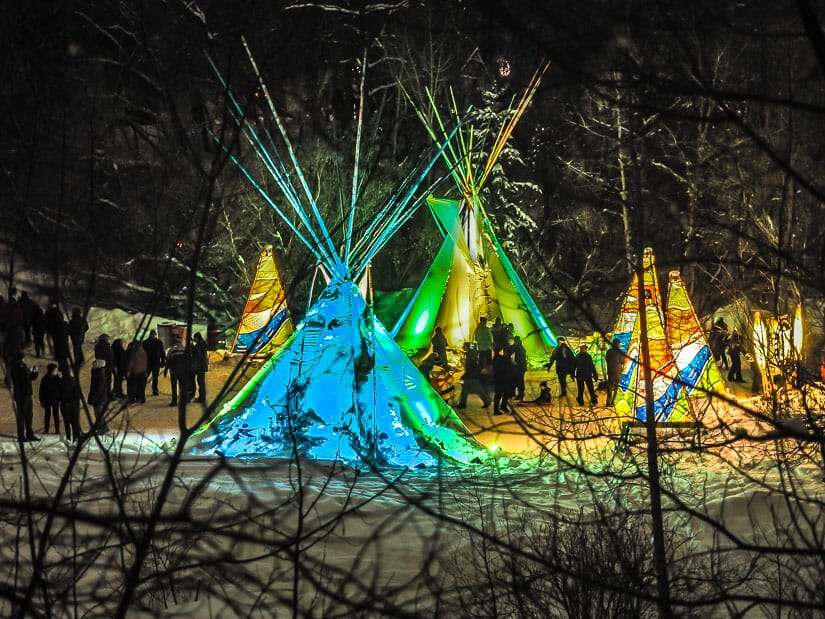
[[53, 318, 71, 373], [10, 352, 39, 442], [31, 303, 46, 358], [191, 332, 208, 402], [605, 338, 624, 407], [126, 340, 148, 404], [165, 340, 192, 406], [546, 337, 575, 396], [510, 335, 527, 400], [727, 329, 744, 383], [143, 330, 166, 396], [58, 367, 81, 442], [532, 381, 553, 404], [573, 345, 598, 406], [457, 342, 491, 409], [94, 334, 115, 395], [111, 338, 128, 398], [39, 362, 61, 433], [67, 308, 89, 366], [19, 291, 34, 346], [431, 327, 448, 368], [492, 346, 516, 416], [87, 359, 110, 433], [44, 299, 63, 356]]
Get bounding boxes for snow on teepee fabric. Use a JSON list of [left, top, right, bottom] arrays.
[[665, 271, 725, 399], [195, 281, 484, 466], [614, 249, 692, 423], [230, 246, 293, 357]]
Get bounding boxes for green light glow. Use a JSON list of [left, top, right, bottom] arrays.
[[414, 310, 431, 335]]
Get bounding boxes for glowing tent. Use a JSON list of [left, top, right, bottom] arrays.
[[665, 271, 726, 400], [391, 65, 557, 366], [613, 248, 693, 423], [190, 43, 488, 468], [229, 246, 293, 357], [612, 249, 727, 422], [752, 305, 804, 396]]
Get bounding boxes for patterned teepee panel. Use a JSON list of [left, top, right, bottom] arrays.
[[665, 271, 724, 397], [614, 249, 692, 423], [231, 248, 293, 356]]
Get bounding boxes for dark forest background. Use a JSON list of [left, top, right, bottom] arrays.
[[3, 0, 824, 343]]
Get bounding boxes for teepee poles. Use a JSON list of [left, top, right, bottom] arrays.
[[345, 52, 368, 269], [241, 37, 341, 270]]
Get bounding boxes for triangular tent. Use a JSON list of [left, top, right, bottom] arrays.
[[391, 66, 557, 366], [190, 43, 488, 468], [230, 246, 293, 357], [613, 248, 693, 423], [664, 271, 725, 400]]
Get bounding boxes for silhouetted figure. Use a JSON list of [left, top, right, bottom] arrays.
[[431, 326, 448, 367], [143, 329, 166, 396], [19, 291, 34, 346], [474, 317, 494, 369], [111, 338, 128, 398], [710, 317, 730, 369], [87, 359, 110, 434], [53, 318, 71, 374], [491, 317, 507, 352], [457, 342, 491, 409], [532, 381, 553, 404], [126, 340, 148, 404], [31, 303, 46, 358], [58, 367, 81, 442], [192, 332, 208, 402], [94, 334, 115, 395], [39, 362, 61, 434], [492, 346, 516, 416], [511, 335, 527, 400], [165, 339, 192, 407], [44, 299, 63, 356], [727, 329, 744, 383], [67, 308, 88, 366], [546, 337, 575, 397], [10, 352, 39, 442], [573, 345, 598, 406], [605, 338, 624, 407]]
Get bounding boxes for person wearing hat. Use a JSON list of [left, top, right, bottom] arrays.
[[10, 352, 39, 442]]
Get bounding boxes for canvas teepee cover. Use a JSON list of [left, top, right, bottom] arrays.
[[391, 67, 557, 365], [664, 270, 725, 399], [613, 249, 693, 423], [230, 246, 293, 356], [190, 43, 488, 468]]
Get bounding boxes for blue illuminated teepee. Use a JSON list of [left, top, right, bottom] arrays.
[[189, 43, 489, 468]]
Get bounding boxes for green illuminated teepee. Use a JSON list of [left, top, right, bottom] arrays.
[[190, 44, 489, 469], [391, 65, 557, 366]]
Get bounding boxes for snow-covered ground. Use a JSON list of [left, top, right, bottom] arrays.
[[0, 307, 823, 616]]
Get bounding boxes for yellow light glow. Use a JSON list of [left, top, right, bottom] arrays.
[[487, 443, 500, 453], [793, 304, 804, 354], [753, 312, 766, 370]]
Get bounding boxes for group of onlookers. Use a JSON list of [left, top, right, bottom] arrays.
[[2, 290, 210, 443]]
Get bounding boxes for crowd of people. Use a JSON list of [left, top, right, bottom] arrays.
[[421, 317, 609, 416], [1, 290, 210, 443], [422, 314, 752, 417]]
